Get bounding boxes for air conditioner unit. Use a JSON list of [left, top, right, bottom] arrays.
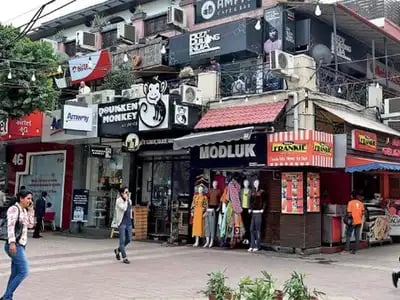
[[40, 38, 58, 51], [384, 119, 400, 132], [91, 90, 115, 104], [167, 6, 186, 29], [270, 50, 295, 77], [181, 85, 202, 105], [117, 22, 136, 43], [76, 31, 97, 51], [382, 97, 400, 131]]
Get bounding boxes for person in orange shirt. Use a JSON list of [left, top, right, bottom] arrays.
[[345, 191, 365, 254]]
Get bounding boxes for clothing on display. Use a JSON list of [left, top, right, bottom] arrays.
[[214, 173, 226, 193], [249, 186, 266, 251], [191, 193, 208, 237], [208, 189, 221, 208]]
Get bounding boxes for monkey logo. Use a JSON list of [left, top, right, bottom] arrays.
[[140, 77, 168, 129]]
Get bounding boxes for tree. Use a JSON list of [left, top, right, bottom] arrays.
[[0, 25, 60, 118]]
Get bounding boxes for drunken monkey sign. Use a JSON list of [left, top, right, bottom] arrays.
[[268, 130, 334, 168]]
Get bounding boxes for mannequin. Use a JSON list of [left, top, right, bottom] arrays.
[[240, 179, 251, 245], [249, 179, 266, 252], [204, 180, 221, 248], [191, 185, 208, 247], [226, 177, 244, 248]]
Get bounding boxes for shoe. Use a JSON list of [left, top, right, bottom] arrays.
[[392, 272, 399, 288], [123, 258, 130, 264], [32, 236, 40, 239], [248, 248, 253, 252], [253, 248, 259, 252], [114, 249, 121, 261]]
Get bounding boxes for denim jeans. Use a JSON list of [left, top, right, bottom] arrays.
[[2, 243, 29, 300], [346, 224, 362, 252], [250, 213, 262, 249], [118, 223, 132, 259]]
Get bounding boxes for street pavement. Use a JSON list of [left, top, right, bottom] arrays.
[[0, 233, 398, 299]]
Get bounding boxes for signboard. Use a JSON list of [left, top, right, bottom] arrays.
[[189, 30, 221, 56], [89, 145, 112, 158], [268, 130, 334, 167], [389, 199, 400, 236], [263, 6, 283, 55], [71, 189, 89, 222], [382, 138, 400, 158], [307, 173, 320, 213], [331, 32, 352, 61], [62, 105, 93, 132], [0, 111, 43, 140], [281, 172, 304, 214], [195, 0, 258, 23], [122, 133, 140, 152], [367, 54, 400, 92], [351, 129, 377, 153], [68, 49, 112, 85], [191, 134, 267, 168]]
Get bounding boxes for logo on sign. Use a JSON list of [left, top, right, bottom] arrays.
[[200, 144, 256, 159], [189, 30, 221, 56], [331, 33, 352, 61], [313, 142, 332, 155], [0, 118, 8, 136], [98, 103, 138, 124], [140, 77, 167, 129], [197, 0, 254, 22], [123, 133, 140, 152], [65, 112, 90, 123], [271, 142, 307, 153]]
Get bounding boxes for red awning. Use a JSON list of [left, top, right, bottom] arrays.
[[195, 101, 286, 129], [346, 155, 400, 172]]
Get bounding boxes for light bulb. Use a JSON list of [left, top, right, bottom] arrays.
[[376, 82, 380, 88], [338, 86, 342, 94], [160, 45, 166, 55], [315, 4, 322, 16], [7, 71, 12, 80], [31, 73, 36, 82], [57, 65, 63, 74], [88, 57, 93, 69], [123, 53, 129, 63], [255, 20, 261, 31]]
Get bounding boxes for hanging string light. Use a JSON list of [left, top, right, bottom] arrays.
[[160, 45, 166, 55], [315, 4, 322, 16], [123, 52, 129, 63], [57, 65, 63, 74], [31, 72, 36, 82], [7, 70, 12, 80], [254, 19, 261, 31]]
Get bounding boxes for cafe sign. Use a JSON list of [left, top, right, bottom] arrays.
[[195, 0, 258, 23], [268, 130, 334, 167], [351, 129, 377, 153]]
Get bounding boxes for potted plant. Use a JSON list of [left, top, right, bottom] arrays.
[[202, 270, 233, 300], [283, 271, 325, 300], [235, 271, 277, 300]]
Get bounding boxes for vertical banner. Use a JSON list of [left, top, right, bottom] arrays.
[[281, 172, 304, 214], [263, 6, 283, 55], [307, 173, 320, 213], [72, 189, 89, 222], [283, 7, 296, 53]]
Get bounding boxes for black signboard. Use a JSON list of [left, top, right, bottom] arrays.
[[71, 189, 89, 223], [191, 134, 267, 169], [195, 0, 259, 23], [89, 145, 112, 158], [98, 100, 139, 137]]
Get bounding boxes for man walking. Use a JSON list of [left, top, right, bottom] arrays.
[[33, 192, 46, 238], [345, 191, 365, 254]]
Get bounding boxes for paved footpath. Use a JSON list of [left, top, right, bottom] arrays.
[[0, 233, 398, 299]]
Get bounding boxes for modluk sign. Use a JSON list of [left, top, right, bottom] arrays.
[[200, 143, 256, 159]]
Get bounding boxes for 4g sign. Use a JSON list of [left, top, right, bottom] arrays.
[[12, 153, 24, 167]]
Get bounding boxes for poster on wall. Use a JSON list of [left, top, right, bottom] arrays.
[[281, 172, 304, 214], [71, 189, 89, 222], [19, 153, 65, 228], [388, 199, 400, 236], [307, 173, 320, 213]]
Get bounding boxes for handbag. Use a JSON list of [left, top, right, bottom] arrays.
[[343, 214, 353, 226], [0, 205, 22, 242]]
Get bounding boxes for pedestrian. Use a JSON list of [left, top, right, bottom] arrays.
[[345, 190, 365, 254], [33, 192, 46, 238], [392, 259, 400, 288], [1, 189, 35, 300], [112, 187, 132, 264]]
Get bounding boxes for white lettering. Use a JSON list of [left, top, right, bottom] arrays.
[[210, 146, 218, 158], [189, 30, 221, 56], [99, 103, 138, 117], [199, 143, 256, 159], [102, 112, 138, 124]]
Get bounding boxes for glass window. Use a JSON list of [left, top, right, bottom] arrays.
[[144, 15, 167, 36], [102, 29, 118, 48]]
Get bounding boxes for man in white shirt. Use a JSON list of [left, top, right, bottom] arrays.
[[78, 81, 91, 95], [264, 28, 282, 54]]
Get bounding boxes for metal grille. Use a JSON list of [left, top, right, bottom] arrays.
[[388, 97, 400, 113], [342, 0, 400, 25]]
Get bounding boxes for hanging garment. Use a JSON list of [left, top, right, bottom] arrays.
[[191, 194, 208, 237]]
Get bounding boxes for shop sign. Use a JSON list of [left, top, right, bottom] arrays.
[[141, 138, 173, 145], [331, 32, 352, 61], [122, 133, 140, 152], [307, 173, 320, 213], [367, 54, 400, 92], [89, 145, 112, 159], [0, 111, 43, 140], [382, 138, 400, 158], [268, 130, 334, 167], [68, 49, 112, 85], [191, 134, 267, 168], [71, 189, 89, 223], [195, 0, 258, 23], [189, 30, 221, 56], [62, 105, 93, 132], [351, 129, 377, 153], [281, 172, 304, 214]]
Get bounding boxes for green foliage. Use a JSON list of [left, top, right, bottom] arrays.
[[235, 271, 276, 300], [103, 64, 137, 92], [283, 271, 325, 300], [0, 24, 60, 118], [202, 270, 233, 300]]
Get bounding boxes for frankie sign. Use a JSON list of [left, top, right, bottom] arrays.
[[191, 135, 267, 168]]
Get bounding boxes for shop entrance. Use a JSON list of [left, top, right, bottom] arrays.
[[353, 172, 380, 200], [135, 153, 190, 239]]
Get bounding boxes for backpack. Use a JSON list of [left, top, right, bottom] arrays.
[[0, 205, 23, 243]]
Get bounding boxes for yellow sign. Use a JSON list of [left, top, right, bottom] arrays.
[[358, 134, 376, 147], [271, 142, 307, 153], [313, 142, 332, 155]]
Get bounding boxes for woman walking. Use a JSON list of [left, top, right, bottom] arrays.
[[112, 187, 132, 264], [1, 190, 35, 300]]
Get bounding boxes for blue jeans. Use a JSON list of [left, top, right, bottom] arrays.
[[346, 224, 361, 252], [118, 223, 132, 259], [2, 243, 29, 300]]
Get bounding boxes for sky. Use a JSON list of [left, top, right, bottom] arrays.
[[0, 0, 107, 28]]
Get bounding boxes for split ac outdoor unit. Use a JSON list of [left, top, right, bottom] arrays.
[[117, 23, 136, 43], [91, 90, 115, 104], [76, 31, 97, 51], [40, 38, 58, 51], [382, 97, 400, 131], [270, 50, 295, 77], [167, 6, 186, 29], [181, 85, 202, 105]]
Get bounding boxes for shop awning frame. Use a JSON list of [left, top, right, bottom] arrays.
[[173, 126, 254, 150], [345, 156, 400, 172]]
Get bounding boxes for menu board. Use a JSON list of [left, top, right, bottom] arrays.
[[281, 172, 304, 214], [307, 173, 320, 213]]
